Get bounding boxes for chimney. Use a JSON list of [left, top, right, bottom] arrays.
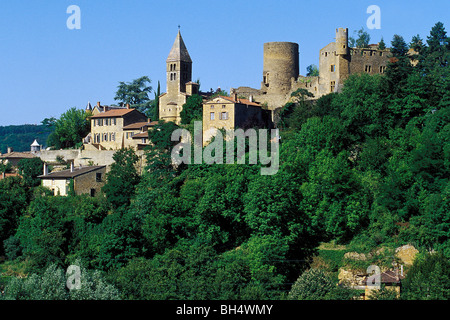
[[126, 103, 130, 109], [233, 93, 238, 102], [7, 147, 13, 154], [400, 265, 403, 277], [43, 162, 48, 176], [97, 101, 101, 107], [147, 118, 151, 123], [70, 161, 74, 173], [249, 95, 254, 102]]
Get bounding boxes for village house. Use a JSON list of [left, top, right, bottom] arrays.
[[202, 94, 271, 146], [0, 147, 37, 168], [38, 161, 106, 197], [85, 105, 150, 151]]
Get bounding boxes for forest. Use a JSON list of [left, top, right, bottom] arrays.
[[0, 22, 449, 300]]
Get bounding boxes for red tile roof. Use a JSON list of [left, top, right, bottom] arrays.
[[90, 108, 135, 119], [123, 121, 158, 130], [216, 95, 261, 107]]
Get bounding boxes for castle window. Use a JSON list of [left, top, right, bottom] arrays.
[[210, 112, 215, 120], [330, 81, 335, 92], [325, 52, 328, 57], [365, 65, 372, 73], [330, 65, 335, 72]]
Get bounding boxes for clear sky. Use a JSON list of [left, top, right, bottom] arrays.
[[0, 0, 448, 126]]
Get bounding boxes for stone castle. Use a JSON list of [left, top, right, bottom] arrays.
[[159, 28, 391, 124]]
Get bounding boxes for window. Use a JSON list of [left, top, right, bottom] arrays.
[[112, 118, 116, 125], [222, 105, 226, 109], [380, 52, 383, 57], [365, 65, 372, 73], [330, 65, 335, 72], [110, 133, 115, 141], [93, 120, 96, 127], [330, 81, 336, 92], [90, 189, 96, 197], [103, 133, 108, 142], [210, 105, 214, 109], [220, 112, 228, 120], [379, 66, 386, 73], [210, 112, 215, 120], [96, 173, 102, 182]]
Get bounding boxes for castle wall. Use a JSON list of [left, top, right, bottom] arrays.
[[349, 48, 390, 75]]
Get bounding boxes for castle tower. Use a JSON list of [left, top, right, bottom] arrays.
[[335, 28, 350, 84], [166, 30, 192, 95], [335, 28, 349, 56], [261, 42, 299, 94]]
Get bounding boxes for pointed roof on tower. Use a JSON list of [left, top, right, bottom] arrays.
[[167, 30, 192, 63]]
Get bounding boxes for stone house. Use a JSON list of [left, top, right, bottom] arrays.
[[202, 94, 270, 146], [0, 147, 37, 168], [38, 162, 106, 197], [123, 120, 158, 150], [86, 106, 149, 151]]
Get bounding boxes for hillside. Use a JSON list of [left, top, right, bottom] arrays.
[[0, 125, 52, 154]]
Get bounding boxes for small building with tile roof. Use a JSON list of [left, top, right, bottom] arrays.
[[38, 162, 106, 197]]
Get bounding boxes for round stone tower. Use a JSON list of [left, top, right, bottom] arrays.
[[335, 28, 349, 55], [262, 42, 299, 94]]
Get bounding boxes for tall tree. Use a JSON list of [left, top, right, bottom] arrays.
[[114, 76, 153, 116], [103, 148, 140, 210]]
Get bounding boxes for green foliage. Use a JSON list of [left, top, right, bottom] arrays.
[[288, 268, 356, 300], [47, 108, 91, 149], [0, 263, 120, 300], [306, 64, 319, 77], [0, 124, 51, 154], [179, 94, 204, 124], [401, 253, 450, 300], [114, 76, 153, 117], [17, 157, 44, 187], [103, 148, 140, 210]]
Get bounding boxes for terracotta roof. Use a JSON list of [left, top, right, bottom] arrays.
[[132, 132, 149, 139], [214, 95, 261, 107], [123, 121, 157, 130], [90, 108, 135, 119], [38, 165, 105, 179], [0, 173, 21, 180], [0, 152, 37, 159]]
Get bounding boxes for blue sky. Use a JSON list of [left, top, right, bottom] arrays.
[[0, 0, 448, 126]]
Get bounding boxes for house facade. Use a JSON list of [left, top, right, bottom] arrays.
[[39, 162, 106, 197], [86, 106, 149, 151]]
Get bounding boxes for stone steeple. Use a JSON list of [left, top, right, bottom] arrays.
[[166, 30, 192, 94], [167, 30, 192, 63]]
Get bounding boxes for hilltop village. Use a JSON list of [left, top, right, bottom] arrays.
[[1, 27, 392, 196]]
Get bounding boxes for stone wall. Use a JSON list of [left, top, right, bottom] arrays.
[[73, 167, 106, 196]]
